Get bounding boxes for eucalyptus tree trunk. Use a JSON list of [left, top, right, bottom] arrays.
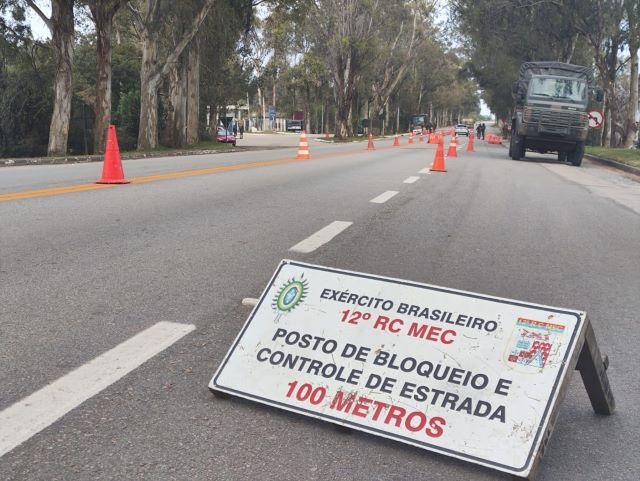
[[137, 0, 214, 151], [47, 0, 74, 156], [623, 49, 638, 148], [369, 11, 419, 128], [164, 37, 200, 147], [90, 1, 128, 154], [312, 0, 373, 139], [165, 61, 187, 148], [561, 33, 577, 63], [334, 91, 354, 138], [185, 38, 200, 145], [602, 78, 615, 147], [138, 29, 161, 150], [623, 1, 639, 148], [93, 8, 113, 154], [333, 53, 357, 138]]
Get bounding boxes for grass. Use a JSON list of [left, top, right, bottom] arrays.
[[586, 146, 640, 168], [119, 139, 235, 158]]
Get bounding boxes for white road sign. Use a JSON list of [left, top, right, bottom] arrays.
[[210, 260, 585, 478], [588, 110, 604, 128]]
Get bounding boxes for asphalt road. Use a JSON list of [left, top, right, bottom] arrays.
[[0, 134, 639, 480]]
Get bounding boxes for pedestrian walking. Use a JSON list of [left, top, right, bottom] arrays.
[[480, 123, 486, 140], [239, 123, 244, 139], [232, 122, 238, 138]]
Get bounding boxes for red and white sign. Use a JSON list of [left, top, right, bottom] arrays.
[[210, 260, 585, 477], [588, 110, 604, 128]]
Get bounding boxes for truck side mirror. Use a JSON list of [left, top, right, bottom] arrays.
[[596, 89, 604, 102], [512, 81, 524, 103]]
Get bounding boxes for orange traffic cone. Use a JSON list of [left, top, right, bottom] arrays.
[[408, 132, 414, 144], [367, 132, 375, 150], [419, 132, 424, 142], [296, 130, 310, 159], [467, 134, 475, 152], [97, 125, 129, 184], [393, 134, 400, 147], [447, 136, 458, 158], [430, 139, 447, 172]]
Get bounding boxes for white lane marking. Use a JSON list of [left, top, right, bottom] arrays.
[[403, 176, 420, 184], [289, 221, 353, 253], [242, 297, 259, 306], [418, 168, 431, 174], [0, 321, 195, 458], [370, 191, 399, 204]]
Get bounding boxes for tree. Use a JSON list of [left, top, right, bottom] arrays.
[[88, 0, 129, 154], [623, 0, 639, 148], [569, 0, 626, 146], [450, 0, 595, 121], [130, 0, 215, 151], [24, 0, 75, 156], [366, 1, 432, 132], [0, 3, 53, 156], [310, 0, 376, 138]]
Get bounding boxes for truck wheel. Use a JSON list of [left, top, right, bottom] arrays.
[[568, 142, 584, 167], [558, 152, 567, 162], [510, 134, 525, 160], [518, 138, 526, 159]]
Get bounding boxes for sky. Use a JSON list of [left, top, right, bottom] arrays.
[[26, 2, 50, 40]]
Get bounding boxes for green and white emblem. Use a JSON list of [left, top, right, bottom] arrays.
[[272, 276, 308, 320]]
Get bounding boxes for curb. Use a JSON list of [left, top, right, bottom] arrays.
[[487, 137, 639, 176], [584, 154, 640, 176], [0, 147, 283, 168], [0, 155, 104, 167]]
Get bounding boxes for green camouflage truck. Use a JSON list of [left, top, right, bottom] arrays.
[[509, 62, 602, 166]]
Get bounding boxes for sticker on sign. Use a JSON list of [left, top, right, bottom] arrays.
[[209, 260, 588, 477]]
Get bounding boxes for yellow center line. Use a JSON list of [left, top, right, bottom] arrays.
[[0, 183, 114, 202], [0, 142, 399, 203], [130, 156, 305, 184]]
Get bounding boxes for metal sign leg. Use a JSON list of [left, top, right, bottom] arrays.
[[575, 322, 615, 415]]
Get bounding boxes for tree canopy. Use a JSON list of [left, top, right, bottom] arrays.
[[0, 0, 637, 157], [451, 0, 639, 146]]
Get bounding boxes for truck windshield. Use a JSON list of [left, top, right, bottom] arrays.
[[529, 77, 587, 103]]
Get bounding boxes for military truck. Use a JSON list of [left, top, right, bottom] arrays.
[[409, 113, 435, 134], [509, 62, 602, 166]]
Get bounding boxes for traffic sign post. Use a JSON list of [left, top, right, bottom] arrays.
[[210, 261, 614, 480]]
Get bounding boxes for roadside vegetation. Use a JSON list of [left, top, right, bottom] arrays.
[[0, 0, 638, 159], [586, 147, 640, 168], [452, 0, 639, 150]]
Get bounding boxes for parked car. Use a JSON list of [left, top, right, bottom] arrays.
[[216, 127, 236, 146], [455, 124, 469, 136]]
